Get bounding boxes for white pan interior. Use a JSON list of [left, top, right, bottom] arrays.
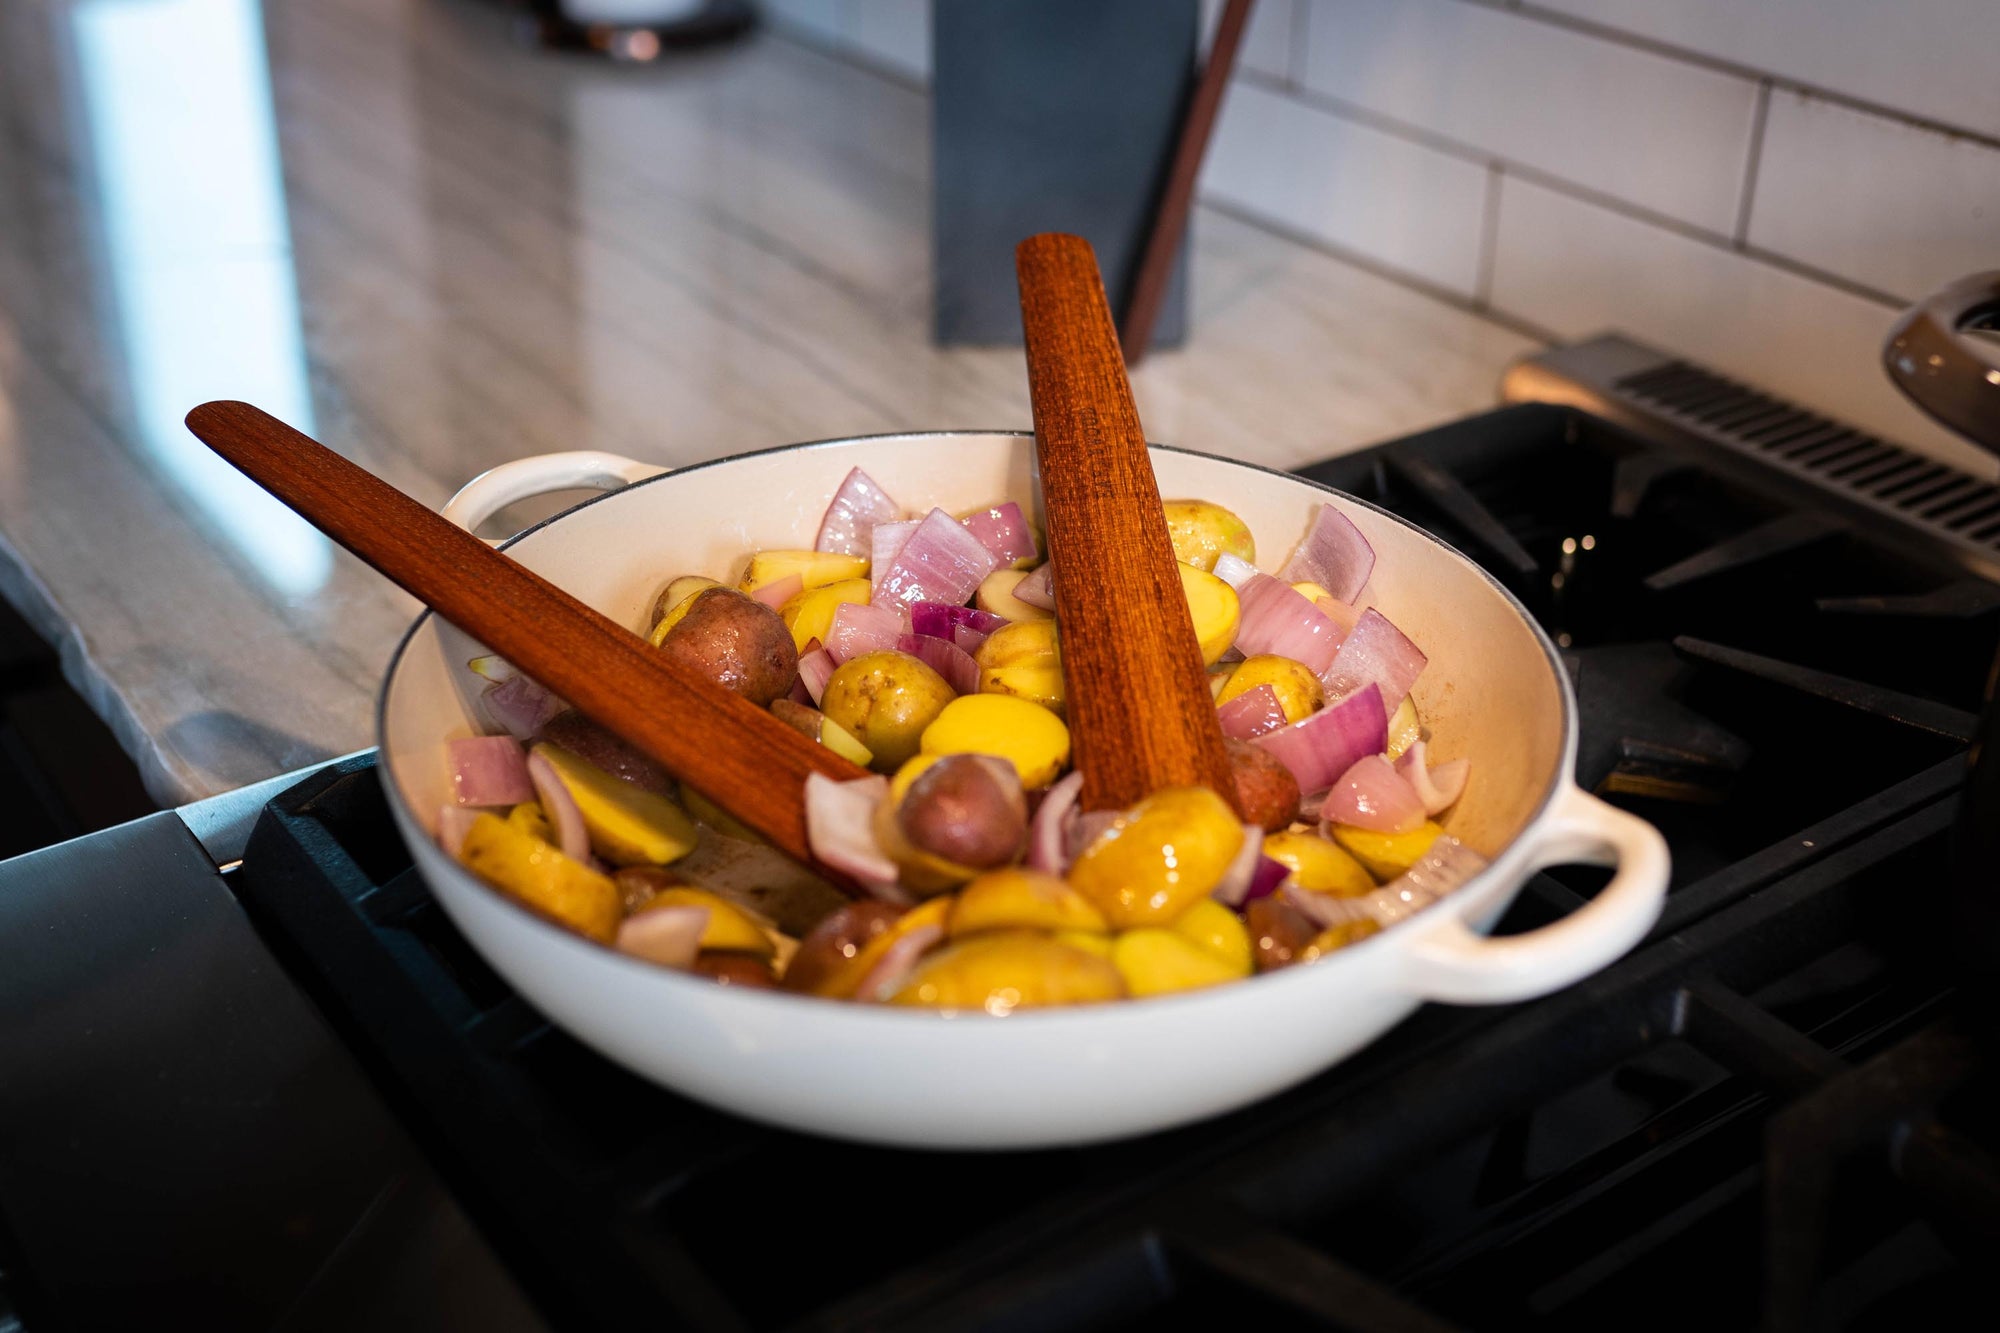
[[372, 432, 1574, 1146], [383, 433, 1565, 862]]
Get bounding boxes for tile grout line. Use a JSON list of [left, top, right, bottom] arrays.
[[1473, 162, 1502, 310], [1225, 68, 1913, 311], [1733, 79, 1773, 250], [1288, 0, 1312, 90], [1503, 0, 2000, 152], [1198, 195, 1557, 345]]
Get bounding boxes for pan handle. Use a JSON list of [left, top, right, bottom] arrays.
[[441, 451, 669, 543], [1883, 269, 2000, 455], [1399, 784, 1670, 1004]]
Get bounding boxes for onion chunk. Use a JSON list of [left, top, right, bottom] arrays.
[[816, 467, 902, 556], [875, 508, 1001, 609], [1280, 503, 1375, 604]]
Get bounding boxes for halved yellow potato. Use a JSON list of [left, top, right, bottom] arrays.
[[459, 812, 621, 944], [779, 577, 873, 651], [635, 887, 775, 958], [739, 550, 868, 593], [1178, 562, 1241, 666], [1330, 820, 1445, 881], [534, 743, 699, 866]]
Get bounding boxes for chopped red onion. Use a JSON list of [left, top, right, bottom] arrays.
[[1243, 855, 1291, 906], [616, 905, 709, 969], [796, 646, 836, 704], [852, 922, 947, 1002], [525, 748, 595, 863], [959, 501, 1037, 567], [1282, 836, 1487, 931], [896, 633, 980, 696], [448, 735, 535, 807], [1027, 770, 1084, 874], [1233, 571, 1342, 675], [1396, 741, 1470, 815], [1297, 787, 1330, 822], [1209, 824, 1265, 907], [823, 600, 906, 665], [1313, 594, 1363, 638], [1280, 503, 1375, 604], [911, 601, 1008, 640], [952, 622, 993, 655], [1068, 810, 1121, 861], [1322, 609, 1428, 708], [437, 805, 479, 858], [816, 467, 903, 556], [1250, 683, 1387, 794], [481, 674, 566, 741], [1216, 683, 1287, 739], [804, 772, 901, 895], [748, 572, 803, 611], [467, 654, 514, 683], [1320, 754, 1426, 835], [1211, 552, 1259, 590], [870, 520, 920, 592], [1012, 562, 1056, 610], [874, 508, 1000, 608]]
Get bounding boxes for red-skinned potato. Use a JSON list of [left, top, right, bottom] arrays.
[[781, 899, 905, 996], [693, 952, 778, 988], [612, 864, 689, 914], [542, 711, 674, 794], [897, 754, 1028, 870], [1246, 895, 1319, 972], [656, 587, 798, 706], [1225, 738, 1302, 832]]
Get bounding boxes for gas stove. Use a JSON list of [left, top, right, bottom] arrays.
[[1, 337, 1994, 1331]]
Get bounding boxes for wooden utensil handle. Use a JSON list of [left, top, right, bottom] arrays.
[[184, 400, 869, 885], [1014, 234, 1237, 811]]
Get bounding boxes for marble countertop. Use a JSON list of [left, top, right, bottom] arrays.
[[0, 0, 1537, 805]]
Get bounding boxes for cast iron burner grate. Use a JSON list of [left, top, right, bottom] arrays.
[[232, 360, 1996, 1331]]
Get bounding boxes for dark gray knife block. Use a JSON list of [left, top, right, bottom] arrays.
[[932, 0, 1198, 347]]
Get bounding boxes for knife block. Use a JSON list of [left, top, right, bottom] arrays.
[[931, 0, 1199, 347]]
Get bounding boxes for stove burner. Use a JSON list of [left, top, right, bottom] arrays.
[[1566, 642, 1749, 800], [1609, 452, 1692, 519], [1383, 452, 1540, 575], [1643, 512, 1840, 592], [1816, 580, 2000, 618], [1763, 1022, 1998, 1331], [1674, 637, 1980, 742]]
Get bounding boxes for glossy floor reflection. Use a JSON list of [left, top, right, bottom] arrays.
[[0, 0, 1536, 802]]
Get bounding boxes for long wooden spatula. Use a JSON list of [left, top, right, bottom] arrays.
[[184, 400, 870, 886], [1014, 233, 1237, 812]]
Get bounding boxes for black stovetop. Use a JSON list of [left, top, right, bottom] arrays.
[[3, 341, 1996, 1332]]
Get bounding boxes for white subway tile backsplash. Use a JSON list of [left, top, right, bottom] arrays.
[[841, 0, 930, 82], [1530, 0, 2000, 143], [1749, 91, 2000, 304], [1239, 0, 1295, 82], [1489, 176, 1995, 478], [1297, 0, 1759, 235], [1200, 81, 1489, 297]]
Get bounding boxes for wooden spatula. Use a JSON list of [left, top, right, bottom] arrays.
[[183, 400, 870, 888], [1014, 233, 1237, 812]]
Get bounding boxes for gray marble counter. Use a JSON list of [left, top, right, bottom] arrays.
[[0, 0, 1536, 805]]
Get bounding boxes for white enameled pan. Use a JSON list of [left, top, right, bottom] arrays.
[[377, 432, 1669, 1149]]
